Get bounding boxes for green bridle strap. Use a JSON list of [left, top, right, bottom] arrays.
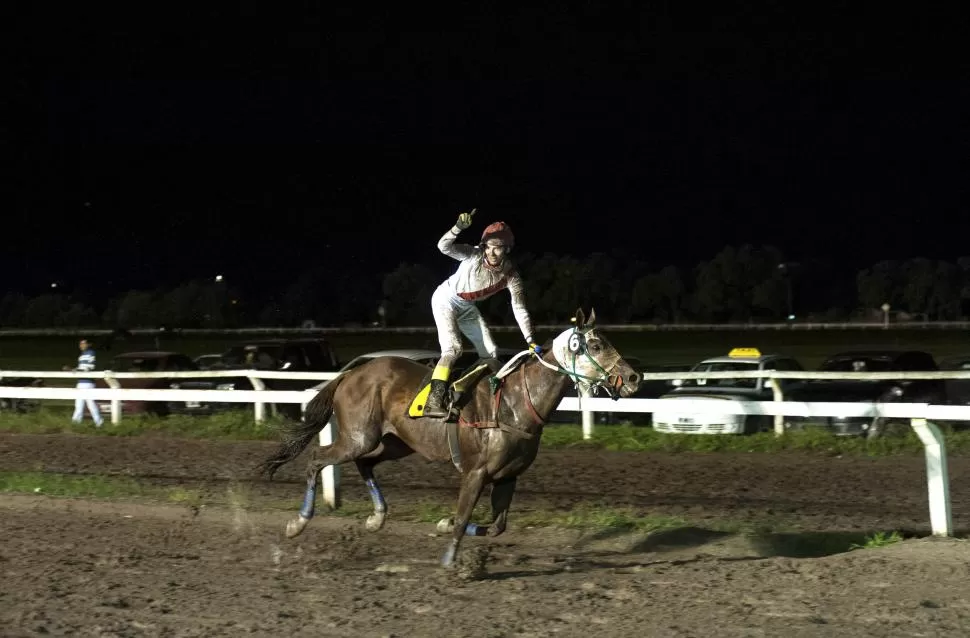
[[555, 327, 613, 387]]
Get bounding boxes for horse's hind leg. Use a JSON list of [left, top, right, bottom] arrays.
[[356, 460, 387, 532], [285, 431, 380, 539], [437, 477, 517, 538], [355, 435, 414, 532], [287, 472, 322, 538]]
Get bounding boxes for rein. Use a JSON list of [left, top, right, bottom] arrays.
[[458, 356, 545, 439], [457, 327, 618, 437]]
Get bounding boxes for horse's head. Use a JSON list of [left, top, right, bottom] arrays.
[[548, 308, 641, 399]]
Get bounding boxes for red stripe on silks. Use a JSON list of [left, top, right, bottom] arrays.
[[456, 277, 508, 301]]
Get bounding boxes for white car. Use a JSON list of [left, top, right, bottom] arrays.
[[652, 348, 803, 435]]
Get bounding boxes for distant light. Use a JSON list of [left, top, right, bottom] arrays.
[[215, 275, 223, 282], [50, 283, 58, 289], [788, 314, 796, 320]]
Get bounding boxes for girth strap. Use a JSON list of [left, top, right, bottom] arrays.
[[447, 419, 463, 472]]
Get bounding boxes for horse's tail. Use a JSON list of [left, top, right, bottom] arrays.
[[257, 373, 345, 479]]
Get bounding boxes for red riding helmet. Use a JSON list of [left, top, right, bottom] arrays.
[[481, 221, 515, 250]]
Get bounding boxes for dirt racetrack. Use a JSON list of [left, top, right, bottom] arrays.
[[4, 432, 970, 636]]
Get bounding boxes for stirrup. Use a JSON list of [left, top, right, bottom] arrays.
[[424, 383, 449, 417], [423, 397, 448, 418]]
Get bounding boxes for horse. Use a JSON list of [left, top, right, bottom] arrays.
[[258, 308, 641, 567]]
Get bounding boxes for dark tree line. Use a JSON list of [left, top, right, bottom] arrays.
[[4, 247, 970, 329]]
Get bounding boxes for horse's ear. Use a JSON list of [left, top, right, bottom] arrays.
[[588, 307, 597, 327], [573, 308, 586, 328]]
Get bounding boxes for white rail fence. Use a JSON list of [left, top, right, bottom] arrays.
[[3, 368, 970, 537], [5, 320, 970, 337]]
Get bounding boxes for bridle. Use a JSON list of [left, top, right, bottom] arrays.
[[480, 325, 625, 439], [532, 326, 624, 401]]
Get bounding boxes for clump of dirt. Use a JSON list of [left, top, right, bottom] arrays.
[[453, 545, 492, 580]]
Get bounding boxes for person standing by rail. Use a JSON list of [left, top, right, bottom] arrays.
[[64, 338, 104, 427]]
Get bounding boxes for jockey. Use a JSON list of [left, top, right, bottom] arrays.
[[425, 209, 541, 418]]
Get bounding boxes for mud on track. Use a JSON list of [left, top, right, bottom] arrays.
[[3, 432, 970, 636]]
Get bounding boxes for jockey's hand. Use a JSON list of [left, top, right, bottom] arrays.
[[455, 208, 476, 230], [528, 342, 542, 355]]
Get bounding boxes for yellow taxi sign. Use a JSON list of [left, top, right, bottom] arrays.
[[728, 347, 762, 358]]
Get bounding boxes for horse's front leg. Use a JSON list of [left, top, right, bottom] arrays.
[[436, 476, 517, 538], [485, 476, 517, 537], [441, 467, 488, 568]]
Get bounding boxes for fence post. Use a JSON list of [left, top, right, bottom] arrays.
[[320, 417, 341, 509], [910, 418, 952, 536], [581, 387, 594, 440], [304, 397, 340, 509], [103, 374, 122, 425], [769, 378, 785, 436], [248, 376, 266, 423]]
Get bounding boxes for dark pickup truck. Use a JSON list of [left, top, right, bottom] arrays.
[[95, 350, 200, 417], [783, 350, 945, 437], [548, 358, 690, 426], [168, 338, 341, 419]]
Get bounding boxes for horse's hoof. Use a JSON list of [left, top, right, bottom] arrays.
[[436, 517, 455, 534], [365, 513, 386, 532], [441, 545, 457, 568], [285, 516, 309, 538]]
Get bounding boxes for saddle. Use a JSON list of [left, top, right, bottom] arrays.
[[407, 357, 504, 421]]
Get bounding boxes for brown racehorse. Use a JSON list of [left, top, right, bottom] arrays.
[[258, 308, 641, 567]]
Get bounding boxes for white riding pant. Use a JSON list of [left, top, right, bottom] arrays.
[[431, 282, 497, 369], [72, 380, 103, 425]]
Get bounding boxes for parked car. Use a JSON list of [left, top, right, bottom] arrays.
[[0, 377, 44, 413], [935, 354, 970, 432], [651, 348, 805, 434], [783, 350, 945, 437], [310, 347, 521, 391], [95, 351, 200, 416], [331, 349, 440, 378], [169, 338, 343, 418], [612, 362, 696, 425], [193, 353, 225, 370], [547, 356, 681, 425], [938, 354, 970, 406], [634, 363, 695, 405]]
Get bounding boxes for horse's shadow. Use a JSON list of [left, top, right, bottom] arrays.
[[470, 525, 944, 580], [583, 525, 731, 553], [467, 526, 728, 580]]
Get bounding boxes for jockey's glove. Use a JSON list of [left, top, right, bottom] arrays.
[[455, 208, 476, 230]]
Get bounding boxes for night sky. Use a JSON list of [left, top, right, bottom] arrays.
[[9, 5, 968, 300]]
